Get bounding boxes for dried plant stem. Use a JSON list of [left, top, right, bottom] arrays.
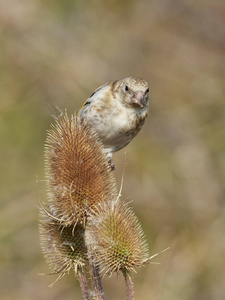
[[77, 269, 90, 300], [123, 270, 134, 300], [89, 254, 105, 300]]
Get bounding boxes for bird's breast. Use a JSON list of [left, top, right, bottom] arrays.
[[83, 100, 148, 149]]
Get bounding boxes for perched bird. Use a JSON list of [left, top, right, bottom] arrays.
[[79, 76, 150, 170]]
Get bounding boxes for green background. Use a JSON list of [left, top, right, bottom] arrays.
[[0, 0, 224, 299]]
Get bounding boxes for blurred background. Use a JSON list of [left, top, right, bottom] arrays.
[[0, 0, 224, 299]]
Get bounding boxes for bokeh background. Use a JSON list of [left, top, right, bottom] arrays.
[[0, 0, 225, 299]]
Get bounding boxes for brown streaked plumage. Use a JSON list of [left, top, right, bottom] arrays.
[[79, 77, 150, 170]]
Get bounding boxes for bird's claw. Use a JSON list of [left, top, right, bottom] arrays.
[[108, 158, 115, 171]]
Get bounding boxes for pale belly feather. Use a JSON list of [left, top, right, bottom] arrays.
[[85, 103, 147, 153]]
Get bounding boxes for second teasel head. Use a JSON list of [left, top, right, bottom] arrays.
[[85, 200, 149, 276], [39, 212, 87, 284]]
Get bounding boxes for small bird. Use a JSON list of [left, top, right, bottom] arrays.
[[79, 77, 150, 170]]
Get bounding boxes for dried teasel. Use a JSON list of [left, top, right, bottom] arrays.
[[44, 112, 117, 226], [85, 200, 149, 276], [39, 211, 87, 284]]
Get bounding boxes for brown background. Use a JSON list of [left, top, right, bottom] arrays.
[[0, 0, 224, 299]]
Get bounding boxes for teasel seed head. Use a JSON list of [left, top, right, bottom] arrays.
[[85, 200, 149, 276], [39, 210, 87, 284], [44, 112, 117, 226]]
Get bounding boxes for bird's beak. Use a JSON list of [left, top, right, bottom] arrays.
[[134, 91, 144, 107]]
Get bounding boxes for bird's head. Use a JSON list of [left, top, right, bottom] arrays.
[[119, 77, 150, 109]]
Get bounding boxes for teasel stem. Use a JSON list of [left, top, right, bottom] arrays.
[[89, 254, 105, 300], [77, 268, 90, 300], [122, 269, 134, 300]]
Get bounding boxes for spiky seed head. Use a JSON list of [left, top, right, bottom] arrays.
[[45, 112, 117, 226], [39, 210, 87, 284], [85, 201, 149, 275]]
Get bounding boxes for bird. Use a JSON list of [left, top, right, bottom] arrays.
[[79, 76, 150, 170]]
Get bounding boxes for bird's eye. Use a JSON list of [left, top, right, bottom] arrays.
[[146, 88, 149, 93], [125, 85, 129, 91]]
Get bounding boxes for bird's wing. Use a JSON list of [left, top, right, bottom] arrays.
[[78, 82, 110, 116]]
